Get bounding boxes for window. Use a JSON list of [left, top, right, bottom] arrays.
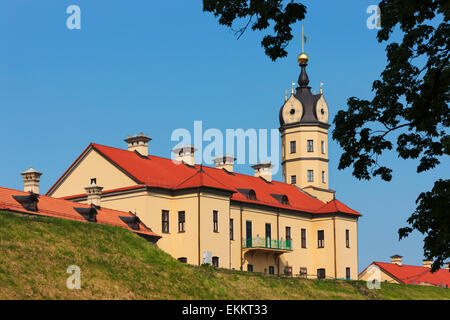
[[286, 226, 291, 242], [212, 256, 219, 268], [269, 266, 275, 275], [321, 141, 325, 154], [346, 267, 351, 280], [282, 144, 285, 158], [247, 264, 254, 272], [178, 257, 187, 263], [301, 228, 307, 248], [213, 210, 219, 232], [90, 178, 97, 185], [290, 141, 296, 153], [317, 268, 326, 279], [346, 229, 350, 248], [178, 211, 185, 232], [229, 219, 234, 240], [300, 267, 307, 278], [322, 171, 326, 183], [307, 170, 314, 182], [307, 140, 314, 152], [162, 210, 169, 233], [290, 175, 297, 185], [318, 230, 324, 248], [265, 223, 271, 240]]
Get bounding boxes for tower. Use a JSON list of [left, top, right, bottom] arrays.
[[279, 51, 335, 202]]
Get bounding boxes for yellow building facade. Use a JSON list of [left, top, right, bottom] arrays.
[[47, 52, 361, 280]]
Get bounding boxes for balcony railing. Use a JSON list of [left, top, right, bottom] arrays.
[[242, 237, 293, 251]]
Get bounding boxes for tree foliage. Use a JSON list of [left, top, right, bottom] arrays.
[[203, 0, 306, 60], [332, 0, 449, 270]]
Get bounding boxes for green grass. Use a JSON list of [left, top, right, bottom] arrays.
[[0, 210, 448, 300]]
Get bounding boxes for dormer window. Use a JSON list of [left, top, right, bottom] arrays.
[[119, 214, 142, 230], [90, 178, 97, 185], [237, 189, 257, 200], [13, 193, 39, 212], [74, 206, 98, 223], [270, 194, 289, 205]]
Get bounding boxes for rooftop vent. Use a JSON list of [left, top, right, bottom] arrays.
[[391, 254, 403, 266], [125, 133, 151, 156], [252, 162, 273, 182], [172, 145, 197, 166]]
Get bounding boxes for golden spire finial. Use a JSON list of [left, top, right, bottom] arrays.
[[285, 90, 288, 101], [320, 82, 324, 94], [297, 24, 309, 64], [291, 82, 296, 95]]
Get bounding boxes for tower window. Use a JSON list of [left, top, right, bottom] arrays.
[[307, 170, 314, 182], [290, 175, 296, 185], [290, 141, 296, 153], [321, 141, 326, 154], [322, 171, 326, 183], [307, 140, 314, 152], [346, 267, 351, 280]]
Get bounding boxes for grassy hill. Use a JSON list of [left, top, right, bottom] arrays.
[[0, 210, 448, 300]]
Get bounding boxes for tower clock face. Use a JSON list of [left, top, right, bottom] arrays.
[[316, 95, 329, 123], [282, 96, 303, 124]]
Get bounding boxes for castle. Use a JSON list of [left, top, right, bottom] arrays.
[[43, 50, 361, 279]]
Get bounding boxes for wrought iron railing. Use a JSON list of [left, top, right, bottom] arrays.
[[242, 237, 293, 250]]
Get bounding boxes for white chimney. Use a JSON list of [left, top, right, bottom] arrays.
[[21, 167, 43, 194], [124, 133, 151, 156], [252, 162, 273, 182], [172, 145, 197, 166], [213, 154, 236, 172], [85, 179, 103, 207], [423, 259, 433, 268], [391, 254, 403, 266]]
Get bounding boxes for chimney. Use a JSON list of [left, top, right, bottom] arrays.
[[85, 179, 103, 207], [172, 145, 197, 166], [252, 162, 274, 182], [213, 154, 236, 172], [423, 259, 433, 268], [124, 133, 151, 156], [390, 254, 403, 266], [21, 167, 43, 194]]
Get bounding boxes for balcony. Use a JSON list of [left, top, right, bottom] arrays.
[[242, 237, 293, 255]]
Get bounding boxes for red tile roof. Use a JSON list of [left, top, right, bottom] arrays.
[[0, 186, 160, 238], [48, 143, 360, 216], [362, 262, 450, 288]]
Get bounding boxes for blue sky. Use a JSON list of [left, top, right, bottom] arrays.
[[1, 1, 448, 271]]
